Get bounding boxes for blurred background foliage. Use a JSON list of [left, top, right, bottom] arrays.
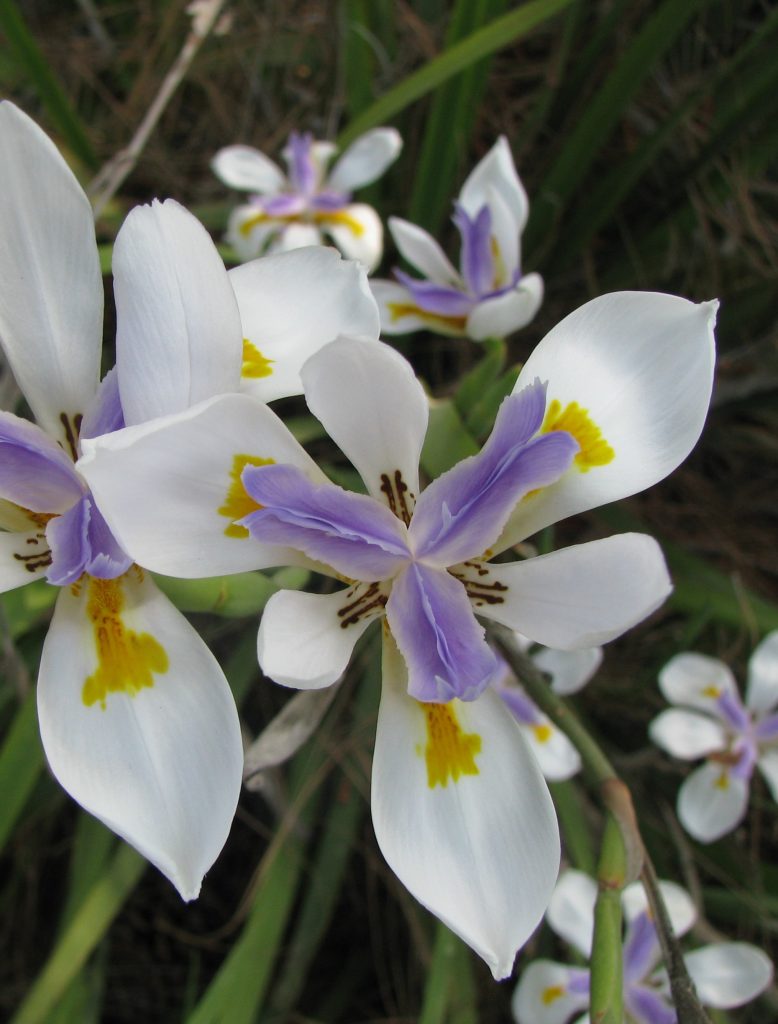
[[0, 0, 777, 1021]]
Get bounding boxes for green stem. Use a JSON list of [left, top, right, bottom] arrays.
[[589, 815, 626, 1024]]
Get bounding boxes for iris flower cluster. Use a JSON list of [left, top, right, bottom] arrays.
[[2, 98, 766, 1002]]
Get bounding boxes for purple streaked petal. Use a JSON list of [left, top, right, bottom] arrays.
[[393, 269, 473, 317], [286, 131, 317, 195], [84, 498, 132, 579], [755, 713, 778, 741], [80, 366, 125, 441], [260, 193, 307, 217], [454, 202, 494, 298], [45, 494, 132, 586], [241, 463, 410, 581], [716, 689, 750, 731], [568, 970, 591, 995], [497, 684, 543, 726], [625, 984, 677, 1024], [409, 380, 578, 566], [730, 737, 758, 781], [0, 411, 84, 513], [386, 562, 500, 702], [311, 190, 351, 211], [623, 911, 662, 985]]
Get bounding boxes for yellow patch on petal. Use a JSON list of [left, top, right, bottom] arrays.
[[239, 211, 299, 236], [314, 209, 365, 236], [714, 770, 730, 791], [532, 722, 553, 744], [490, 235, 507, 288], [542, 399, 614, 472], [702, 684, 721, 698], [387, 301, 467, 334], [422, 702, 481, 788], [82, 575, 168, 709], [542, 985, 565, 1006], [218, 453, 274, 539], [241, 338, 274, 379]]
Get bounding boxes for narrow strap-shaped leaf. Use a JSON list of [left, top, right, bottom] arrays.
[[0, 689, 45, 854], [419, 922, 478, 1024]]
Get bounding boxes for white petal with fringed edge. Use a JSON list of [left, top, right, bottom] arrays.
[[230, 247, 379, 403], [0, 101, 102, 446], [371, 634, 559, 979], [499, 292, 717, 548], [37, 570, 243, 899], [113, 199, 243, 426]]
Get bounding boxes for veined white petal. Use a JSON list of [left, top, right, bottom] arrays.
[[649, 709, 727, 760], [658, 652, 739, 715], [501, 292, 717, 547], [683, 943, 773, 1009], [677, 762, 750, 842], [320, 203, 383, 271], [533, 645, 603, 696], [477, 534, 671, 650], [373, 634, 559, 980], [211, 144, 286, 193], [231, 246, 379, 403], [37, 572, 242, 899], [0, 529, 52, 592], [547, 869, 597, 957], [746, 631, 778, 715], [467, 273, 544, 340], [78, 393, 326, 578], [258, 585, 382, 689], [521, 716, 581, 781], [483, 186, 520, 286], [0, 102, 102, 445], [388, 217, 460, 286], [326, 127, 402, 193], [458, 137, 529, 233], [301, 338, 428, 508], [622, 879, 696, 936], [114, 199, 242, 426], [512, 961, 590, 1024]]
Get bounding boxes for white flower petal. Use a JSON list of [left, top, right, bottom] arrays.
[[78, 393, 325, 578], [301, 338, 428, 506], [467, 273, 544, 340], [320, 203, 383, 271], [547, 869, 597, 956], [373, 634, 560, 980], [388, 217, 460, 285], [533, 646, 603, 696], [370, 279, 449, 335], [458, 137, 529, 232], [258, 585, 381, 689], [658, 652, 739, 715], [225, 204, 280, 260], [677, 762, 750, 842], [512, 961, 590, 1024], [746, 631, 778, 715], [113, 199, 242, 426], [0, 102, 102, 444], [684, 943, 773, 1009], [37, 572, 242, 899], [521, 717, 581, 781], [622, 879, 696, 936], [326, 127, 402, 193], [757, 751, 778, 803], [0, 529, 51, 592], [274, 222, 323, 252], [477, 534, 672, 649], [502, 292, 717, 546], [230, 246, 379, 403], [211, 144, 286, 193], [649, 709, 727, 760]]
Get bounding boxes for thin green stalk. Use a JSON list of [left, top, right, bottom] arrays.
[[589, 815, 626, 1024]]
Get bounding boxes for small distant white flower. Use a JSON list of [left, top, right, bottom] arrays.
[[494, 638, 603, 781], [513, 869, 773, 1024], [370, 137, 543, 340], [649, 633, 778, 842], [212, 127, 402, 270]]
